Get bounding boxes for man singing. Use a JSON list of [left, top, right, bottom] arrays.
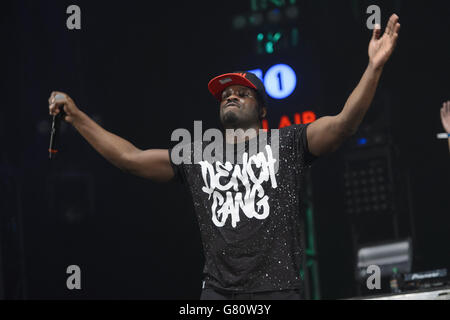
[[48, 14, 401, 300]]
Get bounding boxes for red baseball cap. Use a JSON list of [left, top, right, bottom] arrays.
[[208, 71, 269, 106]]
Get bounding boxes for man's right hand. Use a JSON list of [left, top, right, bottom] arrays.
[[47, 90, 175, 181], [48, 91, 82, 125]]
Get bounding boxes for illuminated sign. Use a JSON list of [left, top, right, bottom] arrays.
[[247, 64, 314, 129], [248, 63, 297, 100], [262, 111, 317, 130]]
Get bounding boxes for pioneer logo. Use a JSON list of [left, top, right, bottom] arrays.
[[411, 271, 441, 280]]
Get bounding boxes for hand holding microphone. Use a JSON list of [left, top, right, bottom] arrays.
[[48, 91, 81, 159], [48, 91, 81, 123]]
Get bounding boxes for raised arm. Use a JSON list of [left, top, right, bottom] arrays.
[[48, 91, 175, 182], [307, 14, 401, 156]]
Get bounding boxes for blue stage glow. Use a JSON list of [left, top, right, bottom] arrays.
[[248, 69, 263, 81], [357, 138, 368, 146]]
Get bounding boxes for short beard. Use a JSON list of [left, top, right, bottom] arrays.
[[221, 110, 239, 128]]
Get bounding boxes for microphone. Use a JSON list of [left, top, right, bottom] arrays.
[[49, 94, 66, 160]]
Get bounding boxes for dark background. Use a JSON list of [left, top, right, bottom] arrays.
[[0, 0, 449, 299]]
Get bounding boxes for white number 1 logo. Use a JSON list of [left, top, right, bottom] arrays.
[[248, 64, 298, 100]]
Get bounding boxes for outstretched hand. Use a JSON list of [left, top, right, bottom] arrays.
[[441, 101, 450, 133], [368, 14, 401, 70]]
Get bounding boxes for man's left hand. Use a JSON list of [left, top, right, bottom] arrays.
[[368, 14, 401, 70]]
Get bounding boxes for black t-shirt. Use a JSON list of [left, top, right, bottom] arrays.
[[169, 124, 317, 293]]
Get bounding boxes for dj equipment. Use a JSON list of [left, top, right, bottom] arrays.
[[402, 268, 448, 291], [349, 268, 449, 300]]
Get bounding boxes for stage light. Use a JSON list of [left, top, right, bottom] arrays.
[[273, 32, 281, 41], [357, 138, 368, 146], [265, 42, 274, 54], [258, 32, 283, 54], [254, 27, 300, 55]]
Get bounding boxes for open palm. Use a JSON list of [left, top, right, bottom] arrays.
[[369, 14, 401, 70]]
